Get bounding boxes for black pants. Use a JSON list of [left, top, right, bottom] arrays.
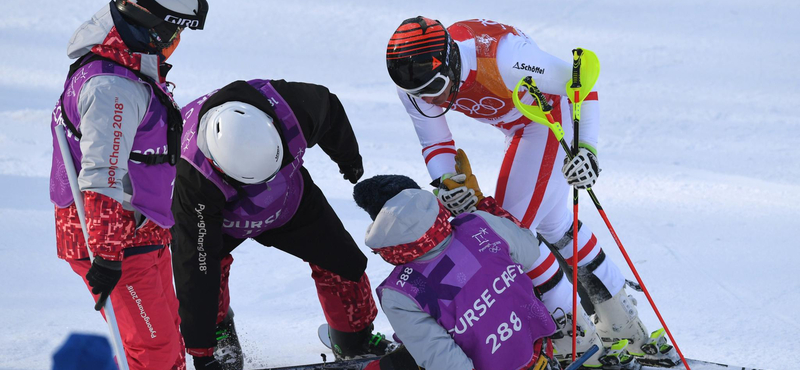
[[221, 168, 367, 282]]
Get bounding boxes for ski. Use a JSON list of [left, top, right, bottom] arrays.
[[257, 357, 377, 370], [640, 358, 764, 370], [255, 354, 762, 370], [315, 325, 761, 370]]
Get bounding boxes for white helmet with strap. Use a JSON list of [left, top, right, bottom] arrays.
[[201, 101, 284, 184]]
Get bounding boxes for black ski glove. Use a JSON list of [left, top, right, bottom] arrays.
[[193, 356, 223, 370], [338, 157, 364, 184], [85, 256, 122, 311]]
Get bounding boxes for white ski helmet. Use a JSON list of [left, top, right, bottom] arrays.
[[202, 101, 284, 184]]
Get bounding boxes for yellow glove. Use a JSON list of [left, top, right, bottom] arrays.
[[442, 149, 483, 201]]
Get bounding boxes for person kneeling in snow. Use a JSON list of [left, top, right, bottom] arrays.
[[353, 170, 562, 370]]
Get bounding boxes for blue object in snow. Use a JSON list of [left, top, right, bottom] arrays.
[[52, 333, 117, 370]]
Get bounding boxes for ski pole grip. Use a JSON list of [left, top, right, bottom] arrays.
[[571, 48, 583, 89], [522, 78, 553, 113]]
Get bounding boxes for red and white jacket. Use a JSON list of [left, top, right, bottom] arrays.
[[396, 19, 601, 181]]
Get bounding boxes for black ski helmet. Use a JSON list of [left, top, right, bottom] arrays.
[[387, 16, 461, 95], [115, 0, 208, 48], [116, 0, 208, 30]]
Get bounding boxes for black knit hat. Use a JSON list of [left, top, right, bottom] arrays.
[[353, 175, 421, 220]]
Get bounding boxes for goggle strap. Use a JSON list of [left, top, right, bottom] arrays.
[[116, 1, 162, 28]]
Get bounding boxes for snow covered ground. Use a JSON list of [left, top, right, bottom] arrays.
[[1, 0, 798, 369]]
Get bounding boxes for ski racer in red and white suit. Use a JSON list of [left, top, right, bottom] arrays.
[[387, 17, 669, 361]]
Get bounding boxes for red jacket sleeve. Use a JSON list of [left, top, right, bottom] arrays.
[[84, 191, 137, 261]]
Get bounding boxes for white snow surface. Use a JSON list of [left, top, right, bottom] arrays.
[[1, 1, 798, 369]]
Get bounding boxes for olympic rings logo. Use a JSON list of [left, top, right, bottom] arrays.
[[453, 96, 507, 117]]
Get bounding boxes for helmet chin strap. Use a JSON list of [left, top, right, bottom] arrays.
[[409, 74, 461, 119]]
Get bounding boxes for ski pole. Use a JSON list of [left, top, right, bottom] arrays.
[[54, 124, 130, 370], [564, 344, 600, 370], [512, 70, 691, 370], [566, 48, 586, 363]]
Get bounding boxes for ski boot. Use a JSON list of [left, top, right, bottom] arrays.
[[593, 289, 680, 367], [551, 306, 640, 370], [214, 308, 244, 370], [362, 345, 418, 370], [328, 323, 400, 361]]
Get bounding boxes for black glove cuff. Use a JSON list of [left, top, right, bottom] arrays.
[[93, 256, 122, 270]]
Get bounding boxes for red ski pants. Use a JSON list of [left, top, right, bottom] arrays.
[[216, 254, 377, 332], [69, 247, 186, 370]]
